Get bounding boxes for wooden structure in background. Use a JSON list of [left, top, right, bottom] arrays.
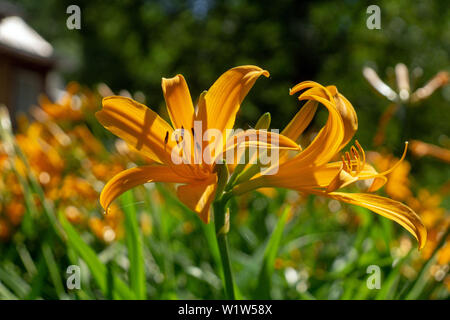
[[0, 3, 54, 122]]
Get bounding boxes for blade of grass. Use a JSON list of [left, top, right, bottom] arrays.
[[106, 262, 114, 300], [26, 255, 47, 300], [150, 184, 178, 298], [120, 190, 146, 300], [16, 243, 37, 277], [404, 229, 449, 300], [66, 247, 95, 299], [42, 241, 66, 299], [341, 278, 358, 300], [0, 281, 18, 300], [379, 217, 393, 253], [59, 212, 136, 299], [254, 205, 290, 299], [376, 249, 413, 300], [0, 264, 31, 298]]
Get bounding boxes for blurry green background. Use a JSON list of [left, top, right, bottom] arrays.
[[16, 0, 450, 183]]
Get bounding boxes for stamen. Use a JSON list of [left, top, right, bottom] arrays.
[[376, 142, 409, 177], [355, 140, 366, 170], [350, 146, 358, 159], [341, 155, 350, 172], [350, 146, 360, 173], [344, 152, 354, 175]]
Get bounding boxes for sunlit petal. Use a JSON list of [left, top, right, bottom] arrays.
[[96, 96, 175, 163], [326, 86, 358, 150], [177, 180, 217, 223], [202, 66, 269, 135], [162, 74, 195, 130], [280, 84, 345, 169], [281, 100, 318, 141], [328, 192, 427, 249], [100, 165, 190, 212]]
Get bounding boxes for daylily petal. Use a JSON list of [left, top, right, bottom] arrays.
[[222, 129, 300, 156], [358, 163, 388, 192], [291, 93, 344, 166], [263, 162, 341, 189], [281, 99, 318, 141], [326, 86, 358, 150], [328, 192, 427, 249], [279, 99, 318, 164], [253, 160, 385, 194], [325, 162, 387, 192], [410, 140, 450, 163], [233, 162, 342, 195], [202, 66, 269, 136], [217, 130, 301, 179], [362, 66, 398, 101], [100, 165, 190, 212], [367, 176, 388, 192], [162, 74, 195, 130], [355, 142, 409, 191], [326, 168, 358, 192], [96, 96, 175, 164], [279, 84, 345, 171], [177, 180, 217, 223]]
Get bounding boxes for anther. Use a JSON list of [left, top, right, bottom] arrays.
[[350, 146, 360, 173], [345, 152, 354, 176], [164, 131, 169, 144], [355, 140, 366, 168], [341, 155, 350, 172]]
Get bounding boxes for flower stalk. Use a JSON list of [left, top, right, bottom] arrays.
[[213, 192, 235, 299], [214, 163, 235, 299]]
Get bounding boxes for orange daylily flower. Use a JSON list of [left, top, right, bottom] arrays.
[[363, 64, 449, 104], [39, 82, 84, 121], [233, 82, 427, 249], [96, 66, 300, 223], [363, 64, 449, 147]]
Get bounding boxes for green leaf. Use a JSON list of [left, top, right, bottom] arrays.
[[404, 229, 449, 300], [0, 281, 17, 300], [42, 241, 66, 299], [26, 255, 47, 300], [255, 205, 290, 299], [59, 212, 136, 299], [376, 250, 412, 300], [0, 264, 31, 298], [121, 191, 147, 300]]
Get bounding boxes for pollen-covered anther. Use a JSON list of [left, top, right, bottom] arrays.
[[341, 140, 366, 177], [355, 140, 366, 169], [164, 131, 169, 145]]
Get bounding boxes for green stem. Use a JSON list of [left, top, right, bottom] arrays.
[[213, 195, 235, 300]]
